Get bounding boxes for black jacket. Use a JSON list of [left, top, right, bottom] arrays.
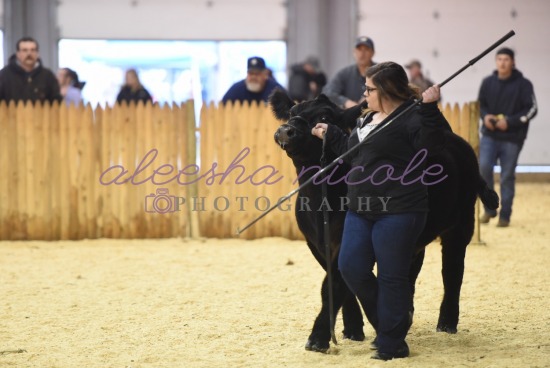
[[0, 55, 62, 103], [478, 69, 537, 144], [116, 86, 153, 104], [288, 63, 326, 102], [325, 101, 450, 216]]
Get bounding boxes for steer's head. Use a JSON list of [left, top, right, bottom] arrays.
[[270, 89, 364, 163]]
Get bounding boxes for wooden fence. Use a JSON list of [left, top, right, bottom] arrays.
[[0, 100, 480, 241]]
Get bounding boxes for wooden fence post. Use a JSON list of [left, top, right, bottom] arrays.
[[0, 102, 8, 240], [184, 100, 200, 238], [469, 101, 486, 245]]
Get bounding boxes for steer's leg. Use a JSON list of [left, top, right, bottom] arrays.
[[437, 226, 471, 333], [408, 248, 426, 327], [341, 287, 365, 341], [305, 269, 347, 352]]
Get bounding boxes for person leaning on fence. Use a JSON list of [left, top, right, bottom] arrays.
[[0, 36, 62, 104], [311, 62, 450, 361], [116, 69, 153, 104], [57, 68, 85, 106], [478, 47, 537, 228], [322, 36, 376, 108], [222, 56, 285, 105]]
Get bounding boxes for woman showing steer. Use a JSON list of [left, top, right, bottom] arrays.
[[311, 61, 449, 361]]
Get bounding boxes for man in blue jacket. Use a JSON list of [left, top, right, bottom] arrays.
[[478, 47, 537, 227], [222, 56, 285, 104]]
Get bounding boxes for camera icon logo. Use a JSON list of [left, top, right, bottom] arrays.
[[145, 188, 178, 214]]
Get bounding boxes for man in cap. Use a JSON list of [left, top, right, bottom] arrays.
[[478, 47, 537, 227], [323, 36, 376, 108], [405, 59, 435, 94], [222, 56, 285, 104], [0, 36, 62, 103]]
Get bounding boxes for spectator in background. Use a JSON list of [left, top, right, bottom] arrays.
[[265, 67, 276, 82], [116, 69, 153, 104], [57, 67, 85, 106], [405, 59, 435, 94], [323, 36, 376, 108], [288, 56, 327, 102], [0, 36, 61, 103], [478, 47, 537, 227], [222, 56, 285, 104]]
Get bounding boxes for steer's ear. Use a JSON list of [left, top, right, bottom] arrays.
[[315, 94, 341, 112], [315, 94, 331, 104], [269, 88, 295, 121]]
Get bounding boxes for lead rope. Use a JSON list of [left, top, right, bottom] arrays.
[[320, 130, 337, 346]]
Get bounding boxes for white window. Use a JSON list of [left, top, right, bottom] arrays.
[[58, 39, 287, 108]]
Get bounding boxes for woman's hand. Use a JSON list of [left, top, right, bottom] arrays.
[[311, 123, 328, 139], [422, 85, 441, 103]]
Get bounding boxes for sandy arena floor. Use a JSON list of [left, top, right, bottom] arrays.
[[1, 183, 549, 368]]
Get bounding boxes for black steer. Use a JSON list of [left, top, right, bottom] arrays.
[[270, 90, 499, 353]]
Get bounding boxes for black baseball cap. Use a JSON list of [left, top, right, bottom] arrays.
[[247, 56, 266, 71], [355, 36, 374, 50]]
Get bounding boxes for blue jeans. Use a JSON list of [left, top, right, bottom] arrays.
[[479, 135, 523, 221], [338, 210, 427, 354]]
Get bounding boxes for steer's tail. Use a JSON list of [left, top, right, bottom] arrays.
[[477, 175, 499, 210]]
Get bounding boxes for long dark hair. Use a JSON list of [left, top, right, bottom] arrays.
[[366, 61, 420, 111]]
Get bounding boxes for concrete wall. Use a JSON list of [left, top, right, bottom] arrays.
[[286, 0, 357, 79], [2, 0, 58, 68]]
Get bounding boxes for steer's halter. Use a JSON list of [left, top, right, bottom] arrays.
[[286, 115, 310, 133], [276, 115, 309, 149]]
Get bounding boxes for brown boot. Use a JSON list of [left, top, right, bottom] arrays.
[[497, 219, 510, 227]]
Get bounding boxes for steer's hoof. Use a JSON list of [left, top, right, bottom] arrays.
[[305, 339, 329, 353], [436, 324, 458, 334], [343, 330, 365, 342]]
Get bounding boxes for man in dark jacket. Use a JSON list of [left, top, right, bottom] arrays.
[[0, 37, 62, 104], [288, 56, 327, 102], [222, 56, 285, 104], [323, 36, 376, 108], [478, 47, 537, 227]]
